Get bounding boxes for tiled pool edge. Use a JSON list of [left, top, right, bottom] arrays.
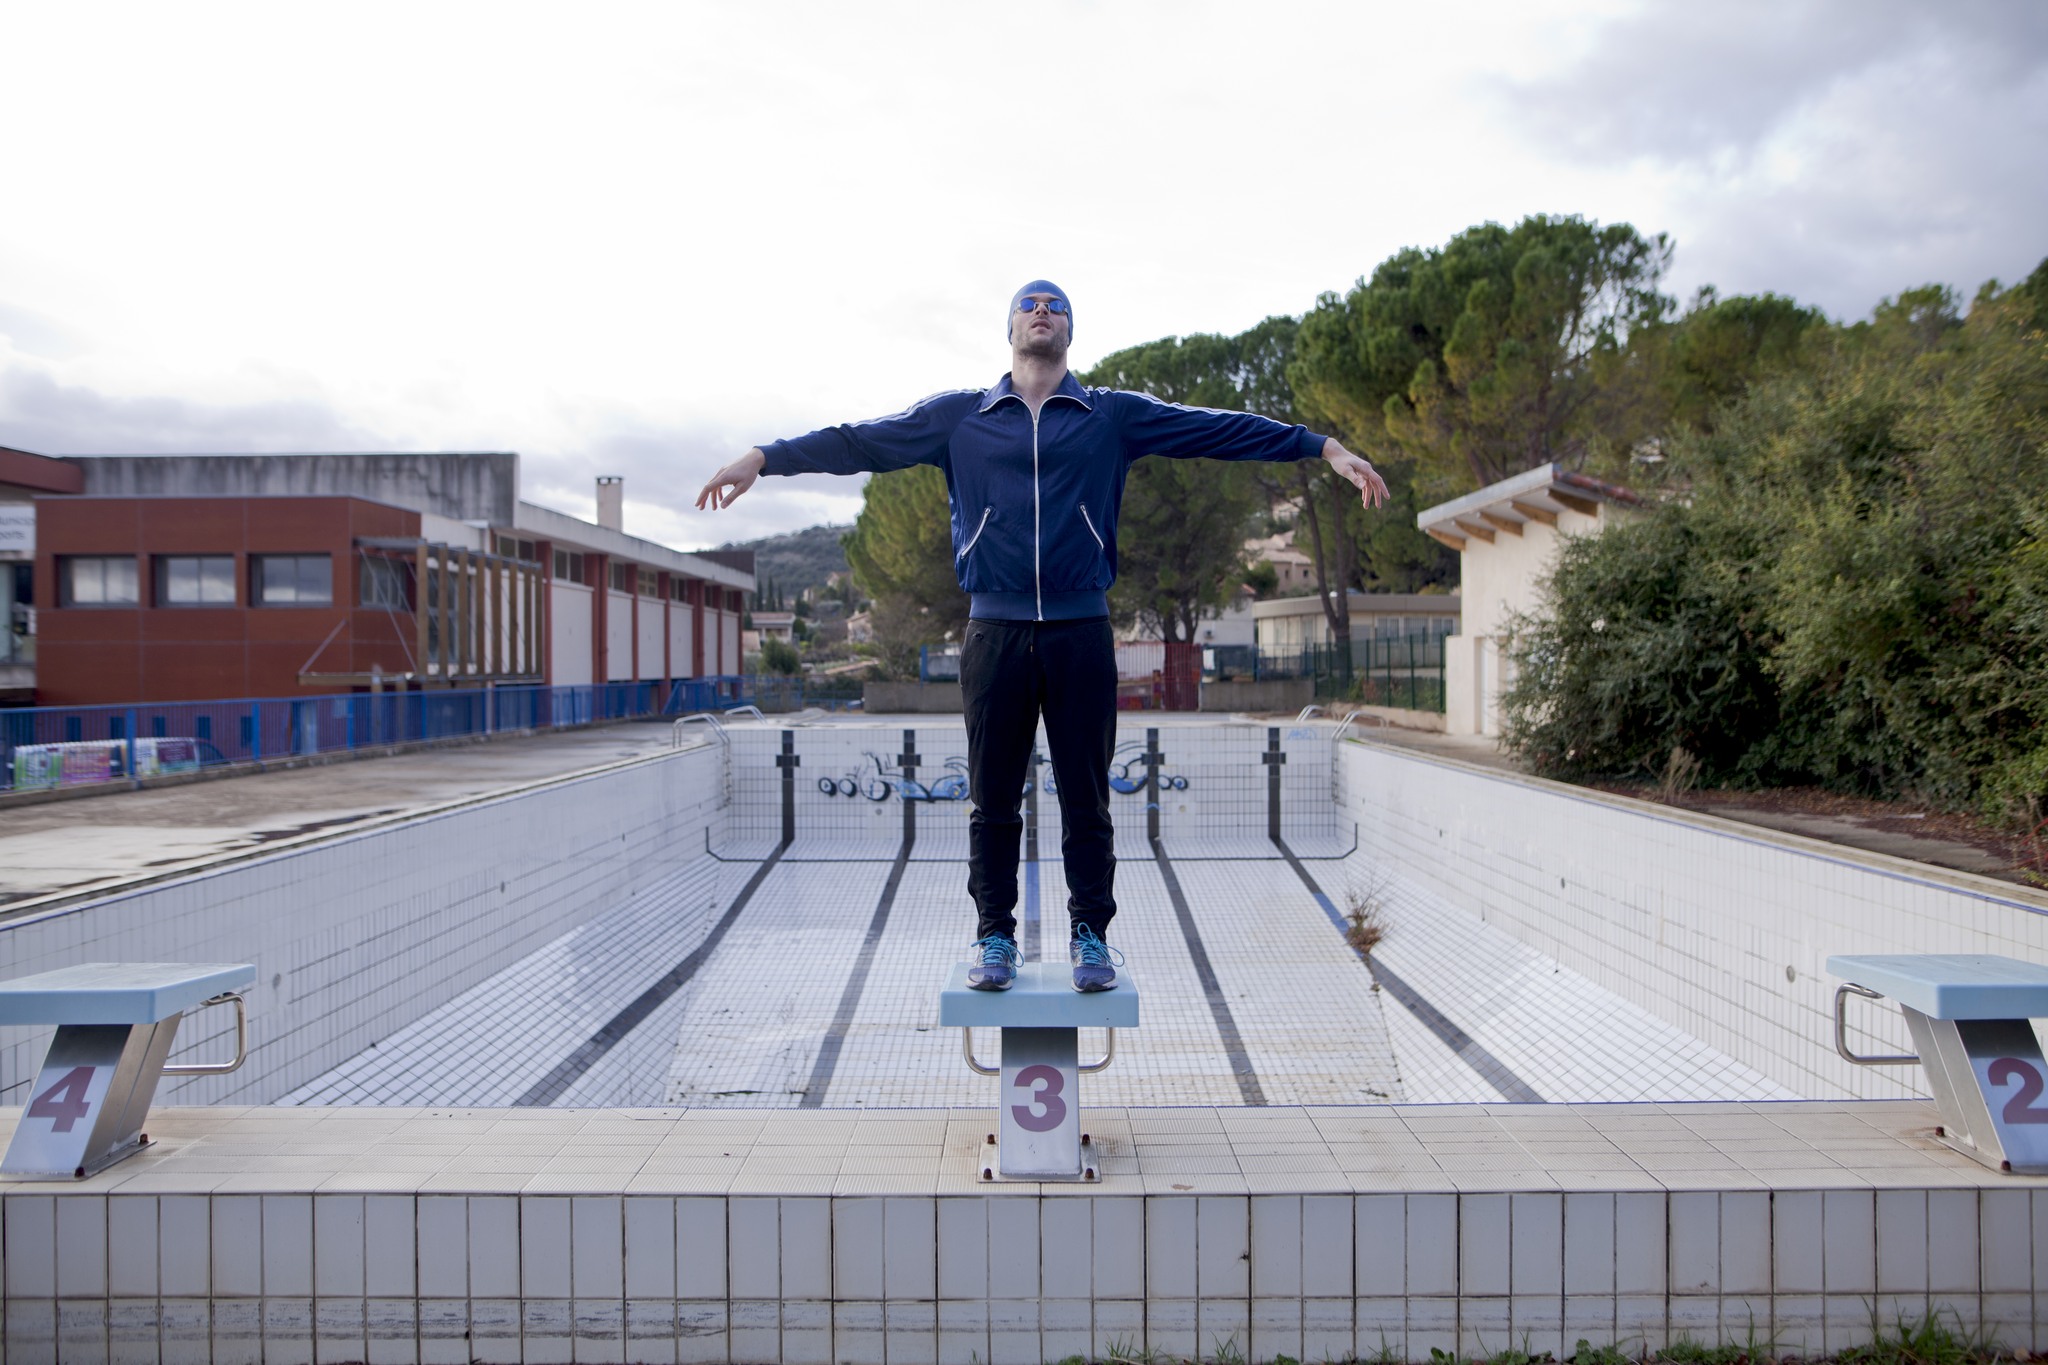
[[5, 1101, 2048, 1363]]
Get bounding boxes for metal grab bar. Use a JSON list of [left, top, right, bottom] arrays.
[[162, 993, 250, 1076], [1079, 1029, 1116, 1075], [962, 1027, 1115, 1076], [1833, 983, 1919, 1066], [962, 1028, 997, 1076], [1296, 705, 1326, 721], [671, 712, 728, 747]]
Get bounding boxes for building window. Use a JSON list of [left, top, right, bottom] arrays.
[[253, 554, 333, 606], [60, 555, 139, 606], [610, 562, 631, 592], [552, 549, 588, 584], [360, 557, 408, 608], [638, 568, 658, 597], [153, 555, 237, 607], [496, 535, 538, 562]]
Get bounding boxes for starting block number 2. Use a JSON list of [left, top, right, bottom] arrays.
[[1962, 1023, 2048, 1172]]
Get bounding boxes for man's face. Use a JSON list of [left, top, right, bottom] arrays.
[[1011, 292, 1071, 359]]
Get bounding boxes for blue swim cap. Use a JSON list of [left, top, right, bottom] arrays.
[[1008, 280, 1072, 342]]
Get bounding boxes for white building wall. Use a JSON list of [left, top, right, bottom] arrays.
[[637, 597, 665, 680], [720, 608, 739, 674], [1337, 738, 2048, 1101], [606, 590, 635, 681], [1445, 503, 1609, 737], [0, 748, 726, 1105], [548, 581, 594, 687]]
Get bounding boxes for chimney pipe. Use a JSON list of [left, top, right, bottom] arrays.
[[596, 476, 623, 533]]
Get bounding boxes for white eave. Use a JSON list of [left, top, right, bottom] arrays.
[[1414, 463, 1642, 552], [513, 500, 756, 591]]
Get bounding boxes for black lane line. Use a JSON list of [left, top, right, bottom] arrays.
[[799, 831, 914, 1107], [799, 728, 918, 1108], [515, 842, 788, 1106], [1272, 835, 1546, 1105], [1151, 836, 1267, 1106]]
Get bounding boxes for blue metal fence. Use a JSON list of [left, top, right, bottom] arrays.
[[1, 677, 763, 793]]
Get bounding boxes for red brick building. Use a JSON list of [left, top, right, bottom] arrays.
[[14, 452, 752, 707]]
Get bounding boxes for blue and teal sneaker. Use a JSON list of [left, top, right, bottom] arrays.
[[1069, 923, 1124, 993], [967, 934, 1020, 990]]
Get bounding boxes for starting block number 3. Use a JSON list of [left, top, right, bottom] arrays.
[[999, 1030, 1080, 1178], [1011, 1064, 1068, 1132]]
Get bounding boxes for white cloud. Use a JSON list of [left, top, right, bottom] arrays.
[[2, 0, 2041, 543]]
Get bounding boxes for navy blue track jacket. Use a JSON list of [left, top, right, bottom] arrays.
[[759, 370, 1328, 622]]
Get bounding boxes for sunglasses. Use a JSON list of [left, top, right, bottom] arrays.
[[1014, 297, 1070, 314]]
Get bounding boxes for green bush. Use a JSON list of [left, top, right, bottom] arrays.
[[1501, 275, 2048, 826], [758, 636, 802, 675]]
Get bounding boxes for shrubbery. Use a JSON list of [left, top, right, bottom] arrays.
[[1501, 274, 2048, 838]]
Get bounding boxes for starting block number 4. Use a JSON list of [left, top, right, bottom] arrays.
[[1000, 1028, 1080, 1179], [9, 1024, 147, 1178], [28, 1066, 102, 1131]]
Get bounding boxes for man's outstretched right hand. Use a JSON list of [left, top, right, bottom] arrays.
[[696, 448, 767, 510]]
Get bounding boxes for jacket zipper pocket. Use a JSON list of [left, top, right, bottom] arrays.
[[1079, 503, 1105, 550], [957, 505, 993, 561]]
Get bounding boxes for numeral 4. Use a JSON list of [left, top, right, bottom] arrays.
[[27, 1066, 96, 1133]]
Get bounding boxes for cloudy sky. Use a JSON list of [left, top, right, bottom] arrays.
[[2, 1, 2042, 549]]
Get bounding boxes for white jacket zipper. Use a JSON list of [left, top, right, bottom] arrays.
[[1031, 407, 1043, 619], [958, 505, 993, 561], [1079, 503, 1105, 550]]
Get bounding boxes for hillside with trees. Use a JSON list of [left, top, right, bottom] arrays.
[[824, 215, 2047, 868], [714, 523, 852, 604]]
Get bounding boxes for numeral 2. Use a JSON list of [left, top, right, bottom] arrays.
[[1988, 1058, 2048, 1125], [27, 1066, 96, 1133]]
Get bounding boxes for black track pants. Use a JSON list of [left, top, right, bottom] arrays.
[[960, 616, 1118, 944]]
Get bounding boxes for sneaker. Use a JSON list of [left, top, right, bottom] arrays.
[[1069, 923, 1124, 993], [966, 934, 1020, 991]]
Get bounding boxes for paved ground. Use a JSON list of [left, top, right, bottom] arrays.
[[0, 722, 685, 910], [8, 1096, 1979, 1197], [1358, 722, 2031, 885]]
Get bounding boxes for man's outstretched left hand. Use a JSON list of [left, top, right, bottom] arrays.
[[1321, 438, 1391, 510]]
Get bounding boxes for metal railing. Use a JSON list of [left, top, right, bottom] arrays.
[[1251, 635, 1447, 711], [0, 677, 762, 793]]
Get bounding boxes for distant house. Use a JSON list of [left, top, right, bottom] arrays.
[[845, 610, 874, 644], [1242, 530, 1318, 593], [1416, 463, 1640, 738], [1251, 593, 1460, 655], [751, 611, 796, 644]]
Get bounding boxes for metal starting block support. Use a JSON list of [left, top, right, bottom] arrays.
[[939, 962, 1140, 1181], [1829, 953, 2048, 1175], [0, 962, 255, 1180]]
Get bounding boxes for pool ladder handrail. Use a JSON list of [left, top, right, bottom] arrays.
[[671, 712, 729, 748]]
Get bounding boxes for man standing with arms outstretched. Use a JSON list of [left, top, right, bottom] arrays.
[[697, 281, 1388, 992]]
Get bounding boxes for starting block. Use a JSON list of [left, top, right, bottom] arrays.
[[0, 962, 255, 1180], [939, 962, 1139, 1181], [1829, 953, 2048, 1174]]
